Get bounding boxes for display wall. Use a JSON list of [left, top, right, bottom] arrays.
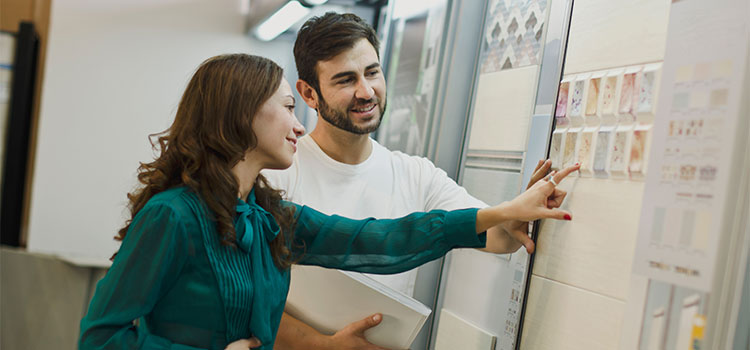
[[435, 0, 553, 348], [520, 0, 672, 349]]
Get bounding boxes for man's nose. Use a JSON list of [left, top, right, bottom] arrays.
[[354, 78, 375, 100]]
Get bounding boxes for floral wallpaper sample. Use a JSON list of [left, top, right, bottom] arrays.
[[629, 129, 648, 174], [585, 78, 600, 116], [569, 79, 584, 117], [593, 129, 611, 175], [555, 81, 569, 118], [637, 70, 656, 114], [601, 76, 617, 115], [577, 130, 594, 171], [619, 73, 637, 115], [550, 131, 563, 169], [563, 131, 578, 167], [610, 130, 629, 172]]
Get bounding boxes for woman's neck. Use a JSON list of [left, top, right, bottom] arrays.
[[232, 155, 262, 202]]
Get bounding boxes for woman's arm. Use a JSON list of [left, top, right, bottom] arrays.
[[79, 203, 197, 350], [290, 162, 577, 271], [291, 204, 484, 274]]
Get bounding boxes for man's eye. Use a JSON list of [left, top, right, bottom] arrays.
[[367, 70, 379, 76], [338, 78, 353, 84]]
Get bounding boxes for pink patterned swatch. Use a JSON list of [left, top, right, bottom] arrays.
[[601, 76, 617, 115], [585, 78, 600, 116], [619, 73, 636, 115], [556, 82, 569, 117]]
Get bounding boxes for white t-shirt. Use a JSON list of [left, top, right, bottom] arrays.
[[263, 135, 486, 295]]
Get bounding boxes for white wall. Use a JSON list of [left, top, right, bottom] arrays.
[[27, 0, 297, 262]]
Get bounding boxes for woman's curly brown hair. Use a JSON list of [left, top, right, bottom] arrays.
[[114, 54, 297, 269]]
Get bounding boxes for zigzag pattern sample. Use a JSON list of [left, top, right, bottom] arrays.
[[480, 0, 548, 74]]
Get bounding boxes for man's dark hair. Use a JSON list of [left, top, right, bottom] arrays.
[[294, 12, 380, 92]]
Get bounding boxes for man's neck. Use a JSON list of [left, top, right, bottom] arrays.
[[309, 121, 373, 165]]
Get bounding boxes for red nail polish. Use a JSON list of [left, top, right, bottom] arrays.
[[564, 214, 572, 221]]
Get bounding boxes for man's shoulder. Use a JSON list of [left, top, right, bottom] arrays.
[[372, 140, 438, 173], [262, 161, 296, 191]]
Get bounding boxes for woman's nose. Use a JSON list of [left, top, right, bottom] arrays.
[[294, 119, 305, 136]]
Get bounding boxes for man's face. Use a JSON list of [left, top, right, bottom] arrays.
[[314, 38, 387, 134]]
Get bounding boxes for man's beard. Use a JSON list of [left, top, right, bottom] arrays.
[[317, 94, 386, 135]]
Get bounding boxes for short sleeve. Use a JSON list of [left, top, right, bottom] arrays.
[[79, 202, 198, 350], [289, 202, 486, 274], [415, 157, 488, 211]]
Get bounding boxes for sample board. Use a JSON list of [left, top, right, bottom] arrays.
[[522, 0, 750, 348], [520, 0, 672, 348]]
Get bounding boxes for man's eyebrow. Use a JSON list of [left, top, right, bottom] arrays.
[[329, 63, 381, 81], [330, 70, 356, 81]]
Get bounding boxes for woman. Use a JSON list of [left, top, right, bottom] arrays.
[[79, 54, 575, 350]]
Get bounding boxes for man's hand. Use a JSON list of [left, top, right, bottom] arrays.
[[484, 159, 551, 254], [276, 312, 390, 350], [225, 337, 262, 349], [328, 314, 390, 350], [502, 159, 552, 253]]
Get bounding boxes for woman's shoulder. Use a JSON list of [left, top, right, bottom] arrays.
[[143, 186, 206, 220]]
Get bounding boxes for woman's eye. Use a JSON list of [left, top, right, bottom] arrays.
[[286, 105, 295, 111]]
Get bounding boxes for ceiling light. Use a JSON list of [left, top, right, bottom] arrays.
[[255, 1, 310, 42], [299, 0, 329, 6]]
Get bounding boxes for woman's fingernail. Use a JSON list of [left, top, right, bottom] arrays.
[[564, 214, 572, 221]]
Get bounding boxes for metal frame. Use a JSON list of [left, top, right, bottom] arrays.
[[515, 0, 574, 347]]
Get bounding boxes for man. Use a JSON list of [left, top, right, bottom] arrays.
[[263, 12, 568, 350]]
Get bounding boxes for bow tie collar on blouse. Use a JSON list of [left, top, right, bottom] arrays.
[[227, 189, 289, 349], [234, 189, 281, 253]]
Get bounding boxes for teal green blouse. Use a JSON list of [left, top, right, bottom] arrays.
[[79, 187, 485, 350]]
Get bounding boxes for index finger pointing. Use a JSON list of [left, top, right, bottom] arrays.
[[553, 163, 581, 185]]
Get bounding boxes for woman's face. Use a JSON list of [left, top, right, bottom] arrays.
[[252, 78, 305, 170]]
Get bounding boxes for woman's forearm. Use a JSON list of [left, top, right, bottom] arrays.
[[476, 202, 512, 233]]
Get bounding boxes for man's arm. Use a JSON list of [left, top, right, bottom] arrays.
[[275, 312, 389, 350]]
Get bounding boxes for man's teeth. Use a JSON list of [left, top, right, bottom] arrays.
[[353, 105, 374, 112]]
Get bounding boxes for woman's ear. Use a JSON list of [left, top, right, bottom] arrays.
[[296, 79, 319, 110]]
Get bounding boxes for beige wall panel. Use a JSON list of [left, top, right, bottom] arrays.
[[467, 65, 538, 152], [563, 0, 670, 74], [1, 248, 92, 350], [521, 275, 625, 350], [434, 309, 496, 350], [532, 177, 645, 300]]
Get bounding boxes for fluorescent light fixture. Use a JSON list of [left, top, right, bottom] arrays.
[[392, 0, 443, 19], [300, 0, 329, 5], [255, 1, 310, 42]]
